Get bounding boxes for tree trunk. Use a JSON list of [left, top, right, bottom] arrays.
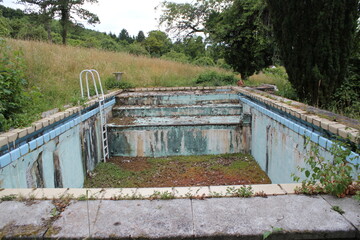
[[60, 1, 69, 45]]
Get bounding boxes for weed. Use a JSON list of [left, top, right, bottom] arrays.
[[254, 191, 267, 198], [28, 194, 36, 201], [77, 194, 88, 201], [263, 227, 283, 239], [210, 191, 222, 198], [0, 194, 17, 201], [17, 194, 26, 201], [226, 186, 253, 197], [331, 205, 345, 215], [353, 191, 360, 202], [292, 137, 359, 197], [149, 191, 174, 200], [50, 207, 59, 217]]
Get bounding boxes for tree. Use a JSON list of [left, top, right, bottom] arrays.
[[158, 0, 230, 38], [17, 0, 55, 41], [144, 30, 172, 57], [56, 0, 99, 45], [136, 30, 145, 42], [267, 0, 359, 106], [206, 0, 274, 79], [118, 28, 133, 44]]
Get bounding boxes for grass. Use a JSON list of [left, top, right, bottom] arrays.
[[7, 38, 232, 116], [84, 153, 271, 188]]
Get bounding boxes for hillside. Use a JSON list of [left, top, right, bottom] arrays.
[[1, 38, 235, 130]]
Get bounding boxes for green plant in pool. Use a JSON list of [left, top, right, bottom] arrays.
[[292, 137, 359, 197]]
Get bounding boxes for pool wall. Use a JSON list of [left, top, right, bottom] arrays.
[[0, 91, 120, 188], [235, 86, 359, 183]]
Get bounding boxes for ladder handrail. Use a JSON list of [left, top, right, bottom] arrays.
[[79, 69, 104, 100], [79, 69, 109, 162]]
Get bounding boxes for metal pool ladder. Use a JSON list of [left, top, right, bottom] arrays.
[[79, 69, 109, 162]]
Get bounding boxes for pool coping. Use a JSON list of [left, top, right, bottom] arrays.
[[0, 183, 301, 200]]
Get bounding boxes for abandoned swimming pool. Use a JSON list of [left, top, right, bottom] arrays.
[[0, 86, 359, 189]]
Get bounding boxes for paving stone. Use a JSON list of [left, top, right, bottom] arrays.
[[321, 195, 360, 231], [173, 186, 211, 198], [1, 131, 18, 143], [192, 195, 357, 239], [0, 189, 37, 199], [89, 200, 193, 239], [136, 187, 173, 198], [247, 184, 286, 195], [48, 201, 90, 239], [0, 200, 54, 238], [329, 123, 347, 135], [279, 183, 302, 194], [0, 136, 7, 147]]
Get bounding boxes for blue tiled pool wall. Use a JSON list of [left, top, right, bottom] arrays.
[[238, 93, 359, 183], [0, 97, 116, 169]]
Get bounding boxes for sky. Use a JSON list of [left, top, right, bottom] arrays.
[[1, 0, 193, 37]]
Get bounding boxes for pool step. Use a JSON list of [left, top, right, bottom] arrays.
[[112, 103, 242, 118], [116, 90, 239, 106], [108, 115, 250, 157]]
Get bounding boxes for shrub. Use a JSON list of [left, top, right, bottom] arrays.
[[194, 71, 239, 86], [161, 50, 190, 63], [127, 43, 149, 56], [263, 66, 297, 100], [216, 58, 232, 70], [0, 38, 28, 131], [193, 56, 215, 66], [105, 76, 134, 90], [293, 138, 359, 197]]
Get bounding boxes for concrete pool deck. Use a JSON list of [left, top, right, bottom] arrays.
[[0, 184, 359, 239]]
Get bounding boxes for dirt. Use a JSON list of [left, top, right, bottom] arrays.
[[84, 153, 271, 188]]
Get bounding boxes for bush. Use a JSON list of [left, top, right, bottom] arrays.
[[216, 58, 232, 70], [161, 51, 190, 63], [194, 71, 239, 86], [105, 76, 134, 90], [193, 56, 215, 66], [0, 38, 28, 131], [127, 43, 149, 56], [328, 58, 360, 120], [263, 66, 298, 100]]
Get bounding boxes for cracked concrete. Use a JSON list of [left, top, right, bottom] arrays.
[[0, 195, 359, 239]]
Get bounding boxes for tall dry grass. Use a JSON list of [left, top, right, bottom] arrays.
[[8, 39, 228, 111]]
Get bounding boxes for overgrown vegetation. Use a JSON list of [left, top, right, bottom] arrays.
[[194, 71, 239, 86], [292, 137, 359, 197], [84, 153, 271, 188]]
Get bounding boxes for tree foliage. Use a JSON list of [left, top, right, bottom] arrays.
[[267, 0, 359, 106], [16, 0, 100, 45], [206, 0, 274, 79], [144, 30, 172, 57], [159, 0, 275, 79], [136, 30, 145, 42]]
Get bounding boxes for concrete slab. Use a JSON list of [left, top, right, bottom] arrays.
[[48, 201, 90, 239], [321, 195, 360, 231], [279, 183, 302, 194], [0, 200, 54, 238], [192, 195, 357, 239], [88, 200, 194, 239]]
